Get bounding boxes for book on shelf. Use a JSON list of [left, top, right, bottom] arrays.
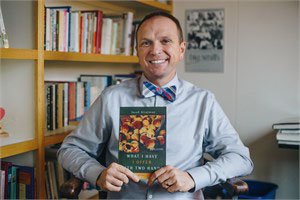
[[79, 74, 112, 105], [1, 161, 12, 199], [0, 4, 9, 48], [44, 74, 139, 133], [272, 122, 300, 130], [280, 129, 300, 134], [45, 146, 71, 199], [15, 165, 36, 199], [44, 6, 137, 56], [123, 12, 133, 56], [118, 107, 166, 180], [278, 140, 300, 146], [276, 130, 300, 142], [45, 6, 71, 52], [1, 161, 36, 200], [0, 170, 5, 199]]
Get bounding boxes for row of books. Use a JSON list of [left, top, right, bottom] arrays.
[[44, 6, 140, 56], [0, 4, 9, 48], [45, 74, 112, 133], [45, 74, 137, 134], [45, 145, 98, 199], [272, 122, 300, 146], [44, 145, 69, 199], [0, 161, 35, 199]]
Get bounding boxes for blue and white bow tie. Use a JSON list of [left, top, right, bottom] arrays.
[[143, 81, 176, 102]]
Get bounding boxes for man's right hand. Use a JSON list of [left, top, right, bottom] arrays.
[[96, 162, 140, 192]]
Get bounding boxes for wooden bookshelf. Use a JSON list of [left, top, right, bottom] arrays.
[[0, 0, 173, 198], [45, 132, 72, 147], [45, 51, 139, 63], [137, 0, 173, 12], [0, 139, 38, 158], [0, 48, 38, 60]]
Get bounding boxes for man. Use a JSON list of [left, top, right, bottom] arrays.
[[58, 11, 253, 199]]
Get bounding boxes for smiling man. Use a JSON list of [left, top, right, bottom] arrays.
[[58, 11, 253, 199]]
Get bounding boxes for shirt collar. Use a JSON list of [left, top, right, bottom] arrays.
[[139, 73, 179, 98]]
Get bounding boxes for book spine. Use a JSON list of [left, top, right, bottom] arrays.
[[63, 83, 69, 127], [57, 83, 64, 129], [1, 161, 12, 199], [124, 12, 133, 56], [68, 82, 76, 121], [83, 82, 91, 112], [9, 166, 17, 199], [0, 170, 5, 200], [96, 10, 103, 54], [45, 8, 51, 50]]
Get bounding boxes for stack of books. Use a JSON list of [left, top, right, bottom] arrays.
[[272, 122, 300, 148]]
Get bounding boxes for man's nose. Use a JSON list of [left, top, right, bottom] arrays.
[[150, 42, 163, 55]]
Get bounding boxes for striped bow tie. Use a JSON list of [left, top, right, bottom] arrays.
[[143, 81, 176, 102]]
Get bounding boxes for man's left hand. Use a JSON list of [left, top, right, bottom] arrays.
[[147, 165, 195, 193]]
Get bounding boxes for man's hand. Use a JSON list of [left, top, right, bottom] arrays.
[[148, 165, 195, 193], [96, 162, 140, 192]]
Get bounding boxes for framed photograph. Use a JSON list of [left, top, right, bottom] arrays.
[[185, 9, 224, 72]]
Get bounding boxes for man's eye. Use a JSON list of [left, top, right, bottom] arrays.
[[162, 39, 172, 44], [140, 41, 150, 46]]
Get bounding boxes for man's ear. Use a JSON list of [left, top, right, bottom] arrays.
[[179, 41, 186, 60]]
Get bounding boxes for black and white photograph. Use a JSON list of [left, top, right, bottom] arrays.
[[185, 9, 224, 72]]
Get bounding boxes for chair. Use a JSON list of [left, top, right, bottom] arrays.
[[59, 148, 248, 199], [59, 175, 248, 199]]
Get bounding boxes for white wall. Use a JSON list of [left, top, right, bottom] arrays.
[[174, 0, 299, 199]]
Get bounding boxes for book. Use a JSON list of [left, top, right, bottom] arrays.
[[278, 140, 300, 146], [279, 129, 300, 134], [15, 165, 35, 199], [118, 107, 166, 180], [79, 75, 112, 105], [101, 18, 113, 55], [1, 161, 12, 199], [276, 131, 300, 142], [68, 82, 77, 121], [45, 6, 71, 52], [0, 170, 5, 199], [9, 166, 17, 199], [123, 12, 133, 56], [272, 122, 300, 130]]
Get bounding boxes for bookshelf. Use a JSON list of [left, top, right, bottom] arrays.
[[0, 0, 173, 198]]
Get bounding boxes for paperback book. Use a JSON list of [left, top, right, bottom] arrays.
[[118, 107, 166, 180]]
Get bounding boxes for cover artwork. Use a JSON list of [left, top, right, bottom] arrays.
[[118, 107, 166, 179]]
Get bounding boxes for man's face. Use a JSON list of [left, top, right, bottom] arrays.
[[136, 16, 186, 86]]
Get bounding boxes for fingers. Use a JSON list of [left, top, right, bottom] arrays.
[[148, 166, 195, 193], [117, 164, 140, 183], [148, 165, 170, 185], [97, 162, 140, 192]]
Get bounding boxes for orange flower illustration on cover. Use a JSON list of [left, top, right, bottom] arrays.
[[118, 107, 166, 180]]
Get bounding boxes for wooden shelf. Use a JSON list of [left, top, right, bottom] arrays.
[[137, 1, 172, 12], [44, 126, 76, 146], [0, 48, 38, 60], [44, 51, 139, 63], [0, 139, 38, 158]]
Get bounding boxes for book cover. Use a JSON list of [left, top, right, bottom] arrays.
[[118, 107, 166, 180]]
